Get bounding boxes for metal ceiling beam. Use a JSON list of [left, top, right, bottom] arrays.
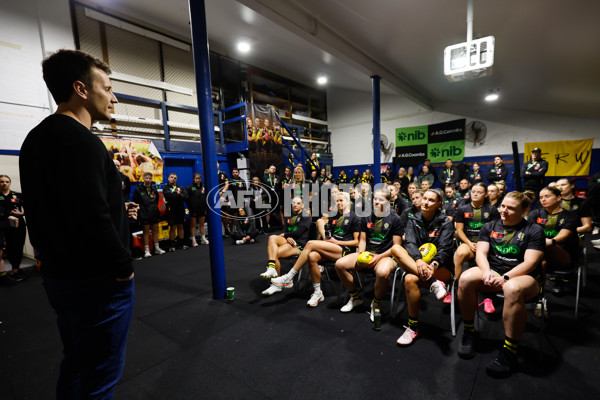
[[237, 0, 432, 110]]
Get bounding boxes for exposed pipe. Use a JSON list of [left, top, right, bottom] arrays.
[[466, 0, 474, 42]]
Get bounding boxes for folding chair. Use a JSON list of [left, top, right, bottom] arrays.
[[547, 246, 587, 319]]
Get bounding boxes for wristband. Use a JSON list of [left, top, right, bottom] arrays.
[[431, 261, 440, 269], [551, 238, 557, 245]]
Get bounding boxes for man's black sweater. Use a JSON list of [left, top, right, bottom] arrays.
[[19, 114, 132, 279]]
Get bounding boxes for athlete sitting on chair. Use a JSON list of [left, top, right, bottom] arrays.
[[263, 192, 360, 307]]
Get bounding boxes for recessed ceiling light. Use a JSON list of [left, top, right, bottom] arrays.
[[317, 76, 328, 85], [485, 91, 499, 102], [237, 40, 251, 53]]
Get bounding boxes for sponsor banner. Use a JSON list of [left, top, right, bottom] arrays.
[[524, 139, 593, 176], [395, 144, 428, 165], [100, 137, 164, 182], [428, 119, 466, 143], [395, 125, 428, 146], [395, 119, 465, 164], [428, 140, 466, 163]]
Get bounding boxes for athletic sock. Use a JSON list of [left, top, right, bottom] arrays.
[[503, 336, 519, 356], [463, 320, 475, 333], [0, 272, 6, 277], [313, 283, 321, 292], [267, 260, 276, 269], [372, 296, 381, 306], [349, 290, 360, 299], [286, 269, 298, 279], [191, 237, 197, 244], [201, 235, 206, 240], [144, 245, 149, 252], [408, 316, 419, 331]]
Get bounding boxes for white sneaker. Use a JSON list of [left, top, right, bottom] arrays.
[[260, 267, 278, 279], [534, 297, 549, 318], [340, 297, 363, 312], [591, 238, 600, 246], [249, 239, 255, 243], [430, 280, 447, 301], [307, 291, 324, 307], [271, 275, 294, 288], [396, 325, 419, 346], [144, 251, 152, 258], [154, 247, 166, 255], [261, 284, 282, 296], [200, 237, 209, 244], [235, 240, 244, 245]]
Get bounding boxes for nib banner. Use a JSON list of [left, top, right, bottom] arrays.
[[395, 119, 465, 164]]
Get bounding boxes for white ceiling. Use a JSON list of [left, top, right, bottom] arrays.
[[92, 0, 600, 118]]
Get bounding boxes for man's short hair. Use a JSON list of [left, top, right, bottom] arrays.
[[42, 49, 111, 104], [143, 172, 153, 178]]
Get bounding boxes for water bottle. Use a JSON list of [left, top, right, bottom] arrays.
[[373, 308, 381, 331]]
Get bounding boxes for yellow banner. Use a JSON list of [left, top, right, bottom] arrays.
[[524, 139, 593, 177]]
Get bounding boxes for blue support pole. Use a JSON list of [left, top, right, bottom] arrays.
[[188, 0, 226, 300], [161, 102, 171, 152], [372, 75, 381, 185]]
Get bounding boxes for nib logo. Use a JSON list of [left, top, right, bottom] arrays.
[[397, 132, 407, 141], [430, 148, 441, 158]]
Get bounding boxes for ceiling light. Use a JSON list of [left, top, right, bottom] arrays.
[[317, 76, 328, 85], [485, 90, 499, 102], [237, 39, 250, 53]]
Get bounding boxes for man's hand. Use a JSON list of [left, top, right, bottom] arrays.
[[125, 202, 139, 221], [287, 237, 297, 247]]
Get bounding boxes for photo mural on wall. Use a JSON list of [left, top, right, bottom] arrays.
[[245, 103, 285, 177]]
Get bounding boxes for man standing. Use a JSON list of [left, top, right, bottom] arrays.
[[19, 50, 137, 399], [439, 159, 460, 187], [486, 155, 508, 184], [521, 147, 548, 195]]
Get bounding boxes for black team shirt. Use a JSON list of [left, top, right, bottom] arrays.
[[19, 114, 132, 279]]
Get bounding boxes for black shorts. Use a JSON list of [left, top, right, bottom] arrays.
[[339, 245, 354, 257], [490, 266, 544, 286], [140, 217, 160, 225], [190, 209, 206, 218], [167, 211, 185, 226]]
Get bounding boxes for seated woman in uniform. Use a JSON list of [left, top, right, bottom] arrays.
[[487, 183, 501, 210], [556, 178, 592, 233], [231, 206, 259, 245], [453, 183, 501, 303], [259, 196, 311, 282], [390, 189, 455, 346], [528, 186, 580, 302], [264, 192, 360, 308], [335, 188, 402, 320], [454, 182, 500, 314], [457, 191, 545, 379]]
